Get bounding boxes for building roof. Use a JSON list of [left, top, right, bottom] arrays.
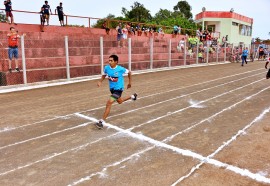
[[195, 11, 253, 24]]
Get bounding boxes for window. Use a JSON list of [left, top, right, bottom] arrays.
[[232, 22, 238, 26]]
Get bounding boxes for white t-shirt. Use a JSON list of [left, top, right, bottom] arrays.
[[179, 40, 185, 47]]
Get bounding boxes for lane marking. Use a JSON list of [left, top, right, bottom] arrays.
[[1, 85, 270, 178], [171, 108, 270, 185], [0, 71, 264, 133], [71, 113, 270, 185], [0, 77, 264, 150], [0, 62, 232, 94]]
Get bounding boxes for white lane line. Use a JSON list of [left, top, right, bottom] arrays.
[[1, 84, 269, 178], [106, 72, 263, 121], [171, 108, 270, 185], [0, 132, 117, 176], [0, 121, 92, 150], [129, 78, 264, 130], [164, 84, 270, 142], [0, 76, 264, 150], [0, 62, 232, 94], [1, 70, 263, 133], [71, 114, 270, 185]]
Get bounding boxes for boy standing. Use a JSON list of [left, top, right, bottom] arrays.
[[55, 2, 65, 26], [42, 1, 52, 26], [4, 0, 15, 24], [96, 54, 137, 129], [7, 27, 25, 72]]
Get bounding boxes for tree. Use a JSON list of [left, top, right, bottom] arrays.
[[121, 2, 152, 22], [0, 11, 6, 23], [173, 0, 193, 20], [154, 9, 173, 24]]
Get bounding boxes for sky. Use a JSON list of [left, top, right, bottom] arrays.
[[2, 0, 270, 39]]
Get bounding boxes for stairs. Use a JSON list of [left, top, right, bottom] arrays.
[[0, 22, 187, 86]]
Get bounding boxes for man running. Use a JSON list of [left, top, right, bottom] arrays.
[[96, 54, 137, 129]]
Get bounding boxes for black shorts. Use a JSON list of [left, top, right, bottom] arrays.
[[259, 51, 264, 56], [110, 89, 123, 100], [58, 14, 64, 21], [267, 69, 270, 78]]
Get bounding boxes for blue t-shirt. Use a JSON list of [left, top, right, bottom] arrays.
[[104, 65, 128, 90], [242, 49, 249, 56]]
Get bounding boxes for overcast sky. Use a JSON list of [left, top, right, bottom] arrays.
[[2, 0, 270, 39]]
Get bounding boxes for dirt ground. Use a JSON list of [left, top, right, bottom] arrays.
[[1, 61, 270, 186]]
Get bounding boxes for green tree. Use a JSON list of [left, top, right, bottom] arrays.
[[0, 11, 6, 23], [173, 0, 193, 19], [154, 9, 173, 24], [255, 37, 261, 43], [121, 1, 152, 22]]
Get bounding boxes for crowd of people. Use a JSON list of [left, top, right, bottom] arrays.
[[3, 0, 65, 31]]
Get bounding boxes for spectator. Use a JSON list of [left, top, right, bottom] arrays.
[[7, 27, 25, 73], [55, 2, 65, 26], [241, 47, 249, 66], [4, 0, 15, 24], [40, 7, 46, 32], [177, 38, 185, 52], [178, 25, 181, 35], [196, 28, 202, 41], [116, 22, 123, 47], [122, 24, 128, 47], [173, 25, 178, 37], [102, 20, 110, 35], [158, 27, 164, 37], [42, 1, 52, 26], [258, 47, 264, 60], [136, 24, 142, 36]]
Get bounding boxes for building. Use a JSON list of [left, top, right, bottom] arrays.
[[195, 9, 253, 46]]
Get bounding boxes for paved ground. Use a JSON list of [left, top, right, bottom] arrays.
[[1, 61, 270, 186]]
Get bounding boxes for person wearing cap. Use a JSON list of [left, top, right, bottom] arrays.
[[42, 1, 52, 26], [55, 2, 65, 26]]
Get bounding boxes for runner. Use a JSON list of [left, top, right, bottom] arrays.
[[96, 54, 137, 129]]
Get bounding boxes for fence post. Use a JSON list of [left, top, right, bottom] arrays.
[[128, 38, 132, 71], [64, 36, 70, 80], [65, 15, 68, 26], [21, 35, 27, 84], [196, 41, 199, 64], [100, 37, 104, 74], [168, 39, 171, 67], [88, 18, 91, 28], [216, 44, 219, 63], [150, 38, 153, 70], [224, 43, 227, 62], [206, 43, 209, 64], [184, 40, 186, 66]]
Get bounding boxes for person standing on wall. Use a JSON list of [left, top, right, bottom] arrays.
[[55, 2, 65, 26], [42, 1, 52, 26], [40, 7, 46, 32], [4, 0, 16, 24]]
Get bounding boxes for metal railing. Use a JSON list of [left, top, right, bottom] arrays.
[[0, 35, 231, 87]]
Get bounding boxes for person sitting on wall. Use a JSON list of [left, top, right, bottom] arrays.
[[102, 20, 110, 35], [40, 7, 46, 32]]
